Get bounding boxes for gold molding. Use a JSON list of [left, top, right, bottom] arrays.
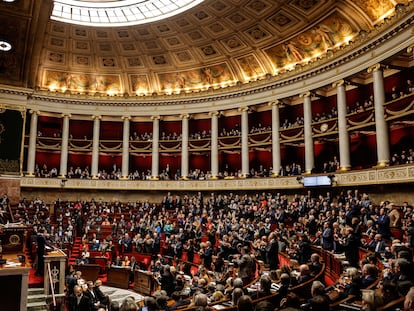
[[18, 164, 414, 190], [332, 79, 345, 88], [367, 63, 382, 73], [299, 91, 311, 98], [209, 111, 220, 117]]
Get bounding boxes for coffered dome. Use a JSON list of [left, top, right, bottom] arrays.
[[0, 0, 413, 99]]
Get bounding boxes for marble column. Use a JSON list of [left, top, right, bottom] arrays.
[[270, 101, 281, 176], [368, 63, 390, 166], [301, 91, 314, 174], [26, 110, 39, 176], [151, 116, 160, 179], [240, 107, 249, 177], [91, 115, 101, 179], [210, 111, 219, 179], [121, 116, 131, 179], [181, 114, 189, 179], [333, 80, 351, 171], [59, 114, 70, 177]]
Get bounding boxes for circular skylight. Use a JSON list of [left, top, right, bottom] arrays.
[[52, 0, 205, 27]]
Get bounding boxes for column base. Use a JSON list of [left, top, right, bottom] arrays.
[[303, 170, 312, 175], [338, 166, 351, 172], [91, 175, 99, 180], [26, 173, 35, 177], [374, 161, 389, 168], [58, 175, 66, 179], [271, 172, 279, 177], [180, 176, 189, 180], [209, 175, 219, 180], [239, 174, 248, 179], [150, 176, 159, 180], [120, 176, 129, 180]]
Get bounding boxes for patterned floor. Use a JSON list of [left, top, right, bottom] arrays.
[[100, 285, 145, 305]]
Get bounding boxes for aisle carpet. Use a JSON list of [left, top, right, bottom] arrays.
[[29, 268, 44, 287]]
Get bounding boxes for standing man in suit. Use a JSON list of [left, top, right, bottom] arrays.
[[202, 241, 214, 270], [322, 222, 334, 251], [68, 285, 92, 311], [236, 246, 257, 286], [35, 229, 48, 276], [266, 232, 279, 270], [340, 226, 361, 268], [121, 233, 132, 253]]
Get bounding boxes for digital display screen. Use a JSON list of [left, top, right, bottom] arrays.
[[303, 175, 332, 187]]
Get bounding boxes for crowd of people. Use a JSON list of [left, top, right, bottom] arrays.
[[18, 186, 414, 310]]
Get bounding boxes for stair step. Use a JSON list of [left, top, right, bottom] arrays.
[[28, 288, 44, 295], [28, 294, 47, 303], [27, 301, 48, 311]]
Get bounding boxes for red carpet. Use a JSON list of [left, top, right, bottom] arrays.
[[28, 268, 44, 287]]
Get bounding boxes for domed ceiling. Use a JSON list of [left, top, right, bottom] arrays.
[[0, 0, 412, 98]]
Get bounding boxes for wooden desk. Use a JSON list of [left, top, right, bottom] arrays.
[[106, 267, 131, 289], [133, 270, 155, 295], [74, 264, 101, 283], [0, 252, 31, 311]]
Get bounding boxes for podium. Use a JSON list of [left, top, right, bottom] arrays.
[[133, 270, 155, 295], [44, 249, 67, 297]]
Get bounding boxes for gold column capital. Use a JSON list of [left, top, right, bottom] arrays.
[[332, 79, 345, 88], [367, 63, 382, 73], [209, 111, 220, 117], [407, 44, 414, 54], [61, 113, 71, 118], [121, 115, 131, 121], [238, 106, 250, 113], [180, 114, 190, 119], [91, 115, 102, 120], [29, 110, 40, 115], [268, 100, 282, 107], [151, 115, 160, 121], [299, 91, 311, 98]]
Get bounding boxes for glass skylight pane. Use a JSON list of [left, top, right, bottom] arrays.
[[52, 0, 205, 26]]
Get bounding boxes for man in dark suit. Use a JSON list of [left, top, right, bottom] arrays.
[[121, 233, 132, 253], [93, 280, 109, 309], [368, 233, 386, 253], [236, 246, 257, 286], [296, 264, 312, 284], [266, 232, 279, 270], [35, 229, 48, 276], [84, 281, 99, 310], [202, 241, 214, 270], [68, 285, 92, 311], [340, 226, 361, 268], [322, 222, 334, 251]]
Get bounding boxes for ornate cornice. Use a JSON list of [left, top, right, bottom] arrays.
[[19, 165, 414, 191]]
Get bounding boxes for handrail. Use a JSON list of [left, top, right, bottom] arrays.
[[47, 262, 57, 308]]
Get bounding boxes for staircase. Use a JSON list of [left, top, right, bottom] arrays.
[[27, 288, 48, 311], [68, 237, 82, 266]]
